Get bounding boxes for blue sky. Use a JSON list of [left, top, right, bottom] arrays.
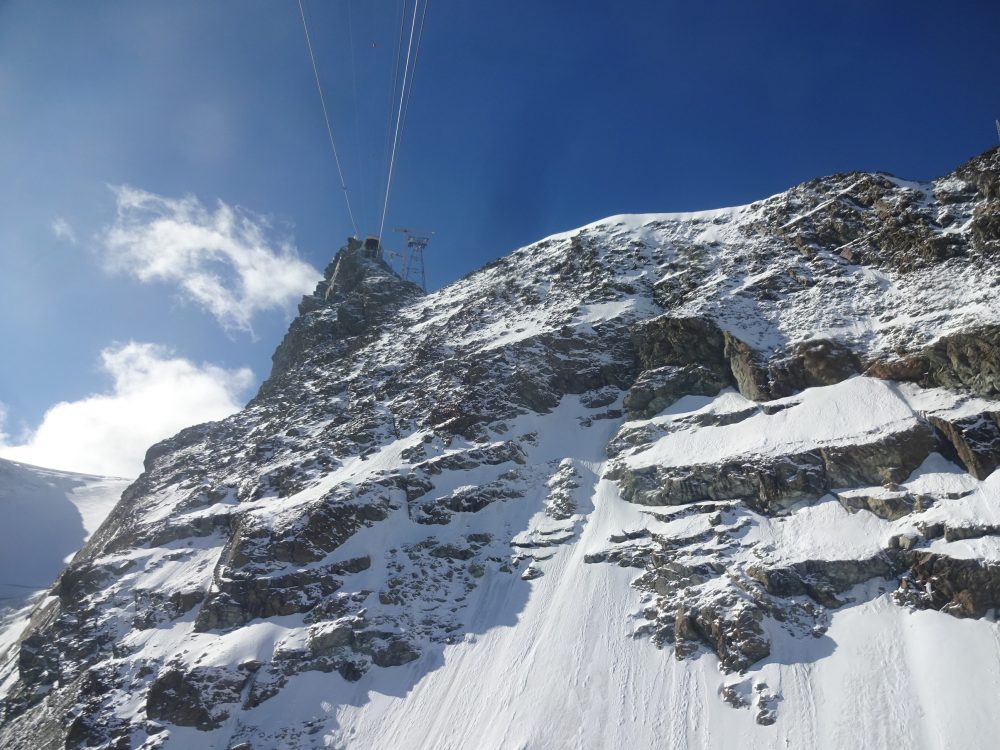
[[1, 0, 998, 475]]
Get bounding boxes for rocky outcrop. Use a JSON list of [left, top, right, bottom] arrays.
[[675, 599, 770, 673], [867, 326, 1000, 398], [195, 557, 370, 632], [262, 240, 426, 395], [614, 422, 938, 514], [833, 488, 935, 521], [722, 336, 862, 403], [748, 554, 899, 608], [820, 423, 938, 487], [922, 328, 1000, 397], [631, 315, 729, 373], [615, 450, 828, 514], [146, 666, 253, 730], [899, 552, 1000, 618], [624, 364, 733, 418], [930, 412, 1000, 479], [631, 314, 864, 408]]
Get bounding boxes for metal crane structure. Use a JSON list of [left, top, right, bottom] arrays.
[[393, 228, 434, 291]]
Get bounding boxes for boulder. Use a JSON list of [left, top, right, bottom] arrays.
[[724, 333, 773, 401]]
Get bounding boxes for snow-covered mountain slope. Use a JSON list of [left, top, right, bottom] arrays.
[[2, 147, 1000, 749], [0, 459, 128, 669]]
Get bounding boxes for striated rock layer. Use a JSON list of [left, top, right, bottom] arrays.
[[2, 149, 1000, 749]]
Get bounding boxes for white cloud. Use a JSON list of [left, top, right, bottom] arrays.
[[101, 186, 319, 332], [0, 342, 254, 478], [52, 217, 77, 244]]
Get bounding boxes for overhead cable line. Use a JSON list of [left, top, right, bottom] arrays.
[[381, 0, 408, 223], [346, 0, 367, 231], [297, 0, 360, 238], [398, 0, 429, 150], [378, 0, 426, 244]]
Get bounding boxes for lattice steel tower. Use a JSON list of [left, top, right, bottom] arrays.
[[394, 228, 433, 292]]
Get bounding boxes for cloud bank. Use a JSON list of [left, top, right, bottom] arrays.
[[0, 342, 254, 478], [102, 186, 319, 332]]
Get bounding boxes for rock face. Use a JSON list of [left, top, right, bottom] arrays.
[[3, 148, 1000, 749]]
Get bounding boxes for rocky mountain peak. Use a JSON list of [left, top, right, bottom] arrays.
[[3, 148, 1000, 749], [262, 236, 424, 395]]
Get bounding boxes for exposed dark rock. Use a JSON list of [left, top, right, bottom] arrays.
[[676, 600, 770, 673], [820, 423, 938, 488], [615, 451, 828, 514], [721, 683, 750, 709], [195, 558, 370, 632], [146, 667, 252, 730], [724, 333, 773, 401], [754, 684, 781, 726], [943, 524, 1000, 543], [749, 554, 898, 608], [356, 633, 420, 668], [544, 461, 582, 520], [133, 588, 205, 630], [776, 339, 862, 392], [699, 334, 860, 404], [614, 422, 936, 514], [954, 145, 1000, 201], [923, 328, 1000, 397], [624, 364, 733, 418], [261, 240, 425, 397], [834, 489, 934, 521], [900, 552, 1000, 618], [631, 315, 729, 372], [930, 412, 1000, 480], [868, 326, 1000, 398], [412, 470, 526, 524]]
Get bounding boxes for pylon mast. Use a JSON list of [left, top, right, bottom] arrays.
[[393, 228, 434, 291]]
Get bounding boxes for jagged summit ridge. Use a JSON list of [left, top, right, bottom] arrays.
[[1, 148, 999, 749], [264, 236, 425, 392]]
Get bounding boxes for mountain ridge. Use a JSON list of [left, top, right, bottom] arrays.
[[2, 146, 1000, 749]]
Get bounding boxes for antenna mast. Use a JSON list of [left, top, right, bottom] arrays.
[[393, 228, 433, 291]]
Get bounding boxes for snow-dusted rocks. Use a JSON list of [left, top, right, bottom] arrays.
[[3, 148, 1000, 749], [0, 459, 128, 665]]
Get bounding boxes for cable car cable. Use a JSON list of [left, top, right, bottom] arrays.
[[297, 0, 360, 238]]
